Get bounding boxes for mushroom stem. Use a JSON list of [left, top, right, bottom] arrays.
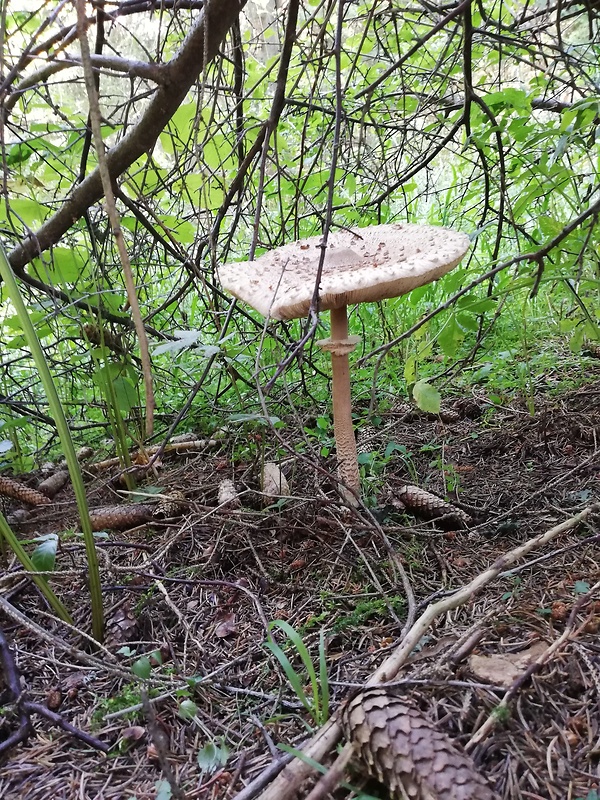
[[328, 305, 360, 505]]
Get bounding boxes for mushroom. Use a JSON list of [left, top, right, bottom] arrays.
[[219, 222, 470, 505]]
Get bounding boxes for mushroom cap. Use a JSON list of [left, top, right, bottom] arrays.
[[218, 223, 470, 321]]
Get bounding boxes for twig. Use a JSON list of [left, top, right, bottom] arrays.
[[76, 0, 155, 436], [466, 578, 600, 749], [304, 742, 356, 800], [252, 505, 598, 800], [142, 688, 186, 799], [0, 594, 163, 684], [0, 626, 108, 755], [230, 751, 296, 800], [21, 701, 109, 752]]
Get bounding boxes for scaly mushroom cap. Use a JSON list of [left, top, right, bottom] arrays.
[[219, 223, 470, 320]]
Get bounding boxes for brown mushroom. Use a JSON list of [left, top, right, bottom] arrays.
[[219, 222, 470, 505]]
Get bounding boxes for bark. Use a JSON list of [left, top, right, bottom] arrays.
[[7, 0, 247, 273]]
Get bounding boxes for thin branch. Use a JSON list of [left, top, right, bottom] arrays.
[[7, 0, 247, 273], [76, 0, 155, 436]]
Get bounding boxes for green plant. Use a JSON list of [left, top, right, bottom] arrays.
[[0, 514, 71, 622], [265, 620, 330, 727], [0, 246, 104, 640]]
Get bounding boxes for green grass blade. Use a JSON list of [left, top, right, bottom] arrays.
[[268, 619, 320, 724], [318, 629, 329, 725], [264, 640, 312, 716], [0, 514, 73, 622], [0, 246, 104, 640]]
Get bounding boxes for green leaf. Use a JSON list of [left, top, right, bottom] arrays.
[[403, 354, 417, 384], [155, 779, 172, 800], [437, 315, 464, 357], [197, 740, 229, 774], [178, 699, 198, 720], [31, 533, 58, 572], [113, 376, 138, 413], [569, 326, 585, 354], [6, 143, 35, 166], [384, 442, 410, 459], [412, 380, 441, 414], [483, 88, 530, 111], [31, 247, 88, 285], [574, 580, 590, 595], [132, 656, 152, 679]]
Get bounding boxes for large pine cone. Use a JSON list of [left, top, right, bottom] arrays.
[[342, 687, 497, 800]]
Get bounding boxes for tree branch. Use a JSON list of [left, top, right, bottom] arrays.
[[7, 0, 247, 274]]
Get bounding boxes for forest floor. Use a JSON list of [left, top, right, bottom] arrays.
[[0, 372, 599, 800]]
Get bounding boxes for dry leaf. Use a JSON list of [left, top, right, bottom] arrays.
[[469, 641, 548, 688], [105, 602, 138, 650], [46, 688, 63, 711], [261, 462, 289, 500], [218, 478, 241, 508], [120, 725, 146, 746], [214, 611, 238, 638]]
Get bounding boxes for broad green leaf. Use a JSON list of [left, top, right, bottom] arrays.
[[132, 656, 151, 679], [412, 380, 441, 414], [569, 326, 585, 353], [178, 699, 198, 720], [574, 580, 590, 595], [403, 354, 417, 384], [197, 740, 229, 774], [484, 88, 530, 111], [155, 780, 172, 800], [113, 376, 138, 413], [31, 533, 58, 572], [6, 143, 34, 166], [437, 315, 464, 358]]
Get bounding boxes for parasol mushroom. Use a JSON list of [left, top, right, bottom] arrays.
[[219, 223, 470, 505]]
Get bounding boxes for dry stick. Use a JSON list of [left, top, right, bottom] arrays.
[[76, 2, 155, 437], [142, 688, 186, 800], [0, 627, 108, 754], [0, 595, 163, 684], [252, 505, 598, 800], [303, 742, 356, 800], [21, 701, 109, 753], [466, 578, 600, 750]]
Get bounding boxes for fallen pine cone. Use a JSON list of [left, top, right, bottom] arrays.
[[89, 505, 154, 531], [38, 470, 69, 499], [342, 687, 497, 799], [395, 484, 471, 526], [217, 479, 241, 509], [0, 475, 51, 506], [153, 490, 187, 518]]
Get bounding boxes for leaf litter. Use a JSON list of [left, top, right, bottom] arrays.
[[0, 380, 599, 799]]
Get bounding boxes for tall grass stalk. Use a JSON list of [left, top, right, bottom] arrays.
[[0, 246, 104, 640]]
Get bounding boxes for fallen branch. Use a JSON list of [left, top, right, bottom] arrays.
[[248, 504, 598, 800], [0, 626, 109, 755]]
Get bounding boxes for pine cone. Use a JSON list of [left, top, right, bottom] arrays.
[[356, 425, 379, 455], [342, 687, 497, 800], [395, 485, 471, 526], [89, 504, 154, 530], [38, 470, 69, 499], [0, 476, 51, 506], [153, 490, 187, 518]]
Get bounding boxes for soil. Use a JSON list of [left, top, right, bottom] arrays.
[[0, 377, 599, 800]]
